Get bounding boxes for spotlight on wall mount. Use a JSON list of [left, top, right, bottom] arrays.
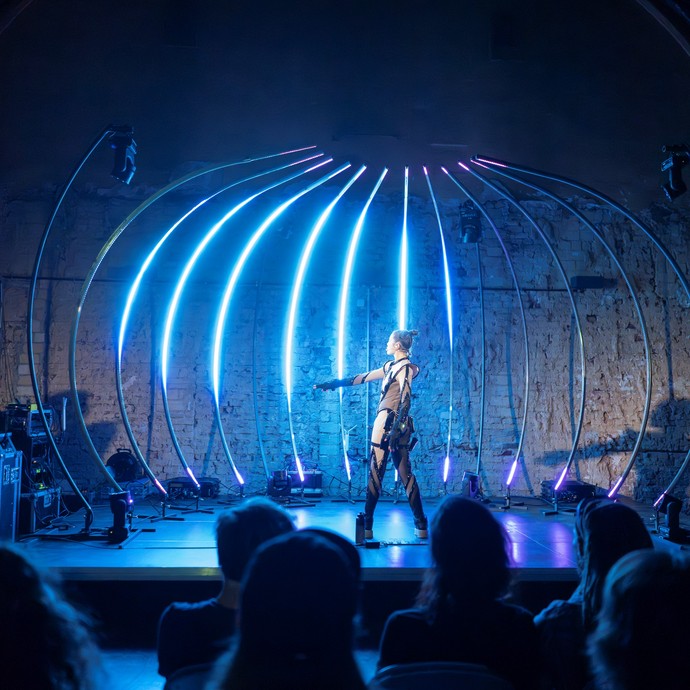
[[109, 126, 137, 184], [459, 200, 482, 243], [661, 143, 689, 202]]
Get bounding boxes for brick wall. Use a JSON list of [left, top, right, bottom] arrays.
[[1, 182, 689, 507]]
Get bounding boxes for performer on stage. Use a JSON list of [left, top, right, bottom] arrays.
[[315, 329, 427, 539]]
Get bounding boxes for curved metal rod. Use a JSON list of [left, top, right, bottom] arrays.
[[444, 168, 530, 492], [474, 155, 690, 507], [474, 157, 652, 498], [28, 126, 117, 529], [285, 167, 364, 477], [70, 146, 317, 493], [423, 167, 455, 484], [337, 169, 388, 482], [252, 282, 269, 480], [211, 162, 349, 484], [117, 154, 321, 496], [475, 242, 487, 478], [467, 162, 587, 491], [163, 158, 333, 487]]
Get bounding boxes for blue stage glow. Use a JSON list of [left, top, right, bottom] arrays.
[[162, 156, 330, 396], [424, 166, 454, 484], [119, 153, 323, 366], [398, 166, 410, 330], [337, 168, 388, 480], [285, 166, 364, 481], [212, 162, 351, 484], [160, 158, 331, 487]]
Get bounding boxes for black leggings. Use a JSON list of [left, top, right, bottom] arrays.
[[364, 426, 425, 528]]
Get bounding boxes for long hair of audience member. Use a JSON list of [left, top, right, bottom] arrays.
[[417, 496, 511, 620], [211, 531, 364, 690], [0, 542, 102, 690]]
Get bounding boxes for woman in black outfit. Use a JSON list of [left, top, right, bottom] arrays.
[[377, 495, 538, 690], [315, 328, 427, 539]]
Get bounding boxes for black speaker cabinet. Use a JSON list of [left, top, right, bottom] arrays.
[[0, 433, 22, 541]]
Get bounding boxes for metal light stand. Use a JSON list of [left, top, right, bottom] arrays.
[[27, 125, 134, 537], [499, 484, 527, 511]]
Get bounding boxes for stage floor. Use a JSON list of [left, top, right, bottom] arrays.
[[15, 492, 673, 583]]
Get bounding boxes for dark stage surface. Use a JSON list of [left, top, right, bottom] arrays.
[[17, 493, 675, 583], [15, 492, 689, 687]]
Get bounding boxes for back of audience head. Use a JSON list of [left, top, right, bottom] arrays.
[[0, 542, 101, 690], [212, 531, 362, 689], [215, 497, 294, 581], [588, 549, 690, 690], [299, 527, 361, 581], [417, 495, 511, 615], [575, 498, 653, 629]]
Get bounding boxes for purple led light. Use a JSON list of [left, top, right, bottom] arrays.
[[185, 466, 199, 487], [473, 157, 508, 168], [506, 458, 518, 486], [554, 465, 569, 491], [457, 161, 470, 172], [608, 476, 624, 498]]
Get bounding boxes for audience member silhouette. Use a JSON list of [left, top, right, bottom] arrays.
[[377, 495, 538, 690], [534, 498, 653, 690], [157, 498, 294, 678], [0, 542, 103, 690], [209, 531, 365, 690], [588, 549, 690, 690]]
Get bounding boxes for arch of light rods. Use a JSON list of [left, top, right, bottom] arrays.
[[67, 149, 690, 507]]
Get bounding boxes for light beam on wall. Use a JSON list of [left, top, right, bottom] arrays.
[[399, 166, 410, 330], [285, 165, 364, 481], [424, 166, 455, 484], [118, 154, 323, 493], [472, 156, 652, 500], [445, 163, 530, 496], [213, 161, 351, 484], [162, 158, 333, 485], [337, 168, 388, 480]]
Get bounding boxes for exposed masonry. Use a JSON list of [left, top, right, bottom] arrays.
[[1, 185, 689, 508]]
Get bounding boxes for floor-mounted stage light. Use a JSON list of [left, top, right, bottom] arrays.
[[109, 126, 137, 184], [661, 144, 689, 201], [108, 490, 133, 544], [655, 493, 689, 543]]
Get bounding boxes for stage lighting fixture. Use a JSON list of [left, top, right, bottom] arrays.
[[655, 493, 689, 543], [459, 200, 482, 243], [461, 470, 480, 499], [661, 144, 689, 202], [108, 490, 132, 543], [109, 126, 137, 184]]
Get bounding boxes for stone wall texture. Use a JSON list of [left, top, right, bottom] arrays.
[[1, 170, 689, 509]]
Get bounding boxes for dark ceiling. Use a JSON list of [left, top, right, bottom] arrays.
[[1, 0, 689, 208]]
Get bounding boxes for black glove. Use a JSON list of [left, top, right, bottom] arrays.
[[314, 378, 349, 391]]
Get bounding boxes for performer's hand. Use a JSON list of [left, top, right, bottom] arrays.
[[314, 380, 336, 391]]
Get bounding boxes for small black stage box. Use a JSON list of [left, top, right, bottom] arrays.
[[167, 476, 220, 499], [541, 479, 597, 504], [19, 487, 61, 535], [289, 470, 323, 498]]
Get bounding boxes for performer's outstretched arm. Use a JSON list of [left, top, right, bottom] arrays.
[[314, 366, 385, 391]]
